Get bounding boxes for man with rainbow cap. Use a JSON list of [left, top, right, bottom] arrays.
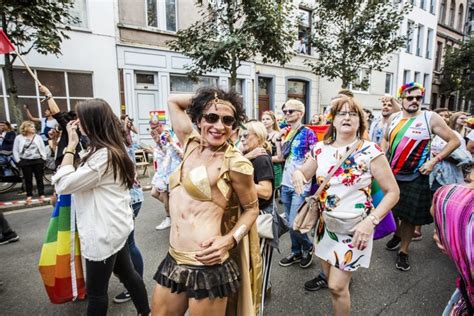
[[382, 82, 460, 271]]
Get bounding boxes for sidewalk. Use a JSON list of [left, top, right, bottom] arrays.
[[0, 172, 154, 212]]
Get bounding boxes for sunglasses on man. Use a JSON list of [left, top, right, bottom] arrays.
[[282, 109, 301, 115], [403, 96, 423, 102], [202, 113, 236, 127]]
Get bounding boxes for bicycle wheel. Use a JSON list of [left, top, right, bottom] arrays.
[[43, 169, 53, 184], [0, 181, 16, 193]]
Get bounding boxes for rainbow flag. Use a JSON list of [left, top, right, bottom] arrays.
[[307, 124, 330, 140], [371, 180, 397, 240], [38, 194, 86, 304], [149, 110, 167, 124]]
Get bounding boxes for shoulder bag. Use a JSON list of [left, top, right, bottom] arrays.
[[293, 140, 363, 234], [281, 125, 304, 159]]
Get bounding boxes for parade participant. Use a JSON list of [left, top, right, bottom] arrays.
[[278, 99, 317, 269], [12, 121, 47, 205], [151, 88, 262, 316], [147, 124, 183, 231], [383, 82, 460, 271], [293, 96, 399, 315], [261, 111, 284, 190], [23, 104, 58, 145], [431, 162, 473, 316], [0, 121, 16, 176], [51, 99, 150, 315], [434, 108, 451, 125], [450, 112, 470, 141], [368, 96, 401, 145]]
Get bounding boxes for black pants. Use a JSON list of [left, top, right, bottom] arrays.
[[0, 212, 14, 237], [85, 245, 150, 316], [20, 161, 44, 197]]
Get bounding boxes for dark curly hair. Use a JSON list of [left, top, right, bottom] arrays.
[[187, 87, 247, 130]]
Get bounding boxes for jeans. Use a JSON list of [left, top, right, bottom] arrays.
[[128, 202, 144, 277], [0, 154, 13, 176], [20, 161, 45, 197], [281, 185, 313, 255], [85, 245, 150, 316]]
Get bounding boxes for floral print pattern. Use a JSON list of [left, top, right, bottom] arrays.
[[311, 140, 383, 271]]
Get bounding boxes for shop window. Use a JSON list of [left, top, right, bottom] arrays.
[[169, 75, 218, 93]]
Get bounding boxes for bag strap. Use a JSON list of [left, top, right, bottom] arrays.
[[286, 125, 304, 148], [310, 139, 363, 199], [21, 135, 36, 155]]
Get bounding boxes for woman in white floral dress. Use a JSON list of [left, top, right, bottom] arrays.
[[292, 96, 399, 316]]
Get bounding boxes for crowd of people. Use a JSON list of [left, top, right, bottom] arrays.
[[0, 80, 473, 316]]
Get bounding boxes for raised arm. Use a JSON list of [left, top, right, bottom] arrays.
[[167, 94, 195, 145], [38, 85, 61, 115], [23, 106, 40, 123]]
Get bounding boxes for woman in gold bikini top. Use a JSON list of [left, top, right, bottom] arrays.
[[151, 88, 262, 316]]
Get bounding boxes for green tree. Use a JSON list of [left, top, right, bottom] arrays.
[[167, 0, 296, 89], [306, 0, 411, 89], [439, 38, 474, 113], [1, 0, 78, 124]]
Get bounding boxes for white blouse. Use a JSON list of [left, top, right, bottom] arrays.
[[52, 148, 133, 261]]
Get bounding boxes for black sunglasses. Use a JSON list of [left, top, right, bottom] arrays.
[[202, 113, 236, 127], [283, 109, 301, 115], [404, 96, 423, 102]]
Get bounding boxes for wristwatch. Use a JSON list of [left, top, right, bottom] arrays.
[[368, 214, 380, 226]]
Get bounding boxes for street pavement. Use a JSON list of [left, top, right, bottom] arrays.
[[1, 193, 457, 315]]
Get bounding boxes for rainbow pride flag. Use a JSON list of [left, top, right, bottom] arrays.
[[307, 124, 330, 141], [38, 194, 86, 304], [371, 180, 397, 240], [149, 110, 167, 124]]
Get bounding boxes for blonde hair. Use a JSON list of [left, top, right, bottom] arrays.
[[244, 120, 271, 153], [19, 121, 35, 136], [284, 99, 305, 115], [261, 111, 280, 131]]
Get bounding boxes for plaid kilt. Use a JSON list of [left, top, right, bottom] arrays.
[[392, 175, 433, 225]]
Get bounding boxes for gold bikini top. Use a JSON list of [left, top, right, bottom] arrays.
[[169, 134, 253, 204]]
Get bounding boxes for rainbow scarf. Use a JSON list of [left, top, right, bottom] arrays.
[[38, 194, 86, 304], [433, 184, 474, 309]]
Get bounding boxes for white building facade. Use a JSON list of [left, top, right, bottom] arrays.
[[0, 0, 120, 123]]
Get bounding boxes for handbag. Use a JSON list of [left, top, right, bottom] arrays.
[[282, 126, 304, 159], [293, 139, 363, 234], [38, 194, 86, 303], [256, 212, 274, 239], [322, 210, 366, 235]]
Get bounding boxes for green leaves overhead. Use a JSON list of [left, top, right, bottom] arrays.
[[167, 0, 297, 88], [306, 0, 411, 89]]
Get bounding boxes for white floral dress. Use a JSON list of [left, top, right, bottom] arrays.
[[311, 139, 383, 271]]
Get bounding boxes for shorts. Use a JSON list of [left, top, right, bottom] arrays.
[[154, 253, 240, 300]]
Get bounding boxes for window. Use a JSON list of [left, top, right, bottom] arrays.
[[439, 0, 447, 23], [458, 4, 464, 31], [406, 20, 414, 54], [403, 70, 411, 84], [420, 0, 426, 10], [430, 0, 436, 14], [435, 41, 443, 70], [295, 8, 312, 55], [448, 0, 455, 27], [426, 28, 433, 59], [414, 71, 421, 83], [287, 79, 309, 121], [0, 68, 93, 124], [349, 69, 371, 92], [147, 0, 177, 32], [416, 24, 424, 57], [385, 73, 394, 94], [69, 0, 88, 29], [169, 75, 218, 93], [423, 74, 430, 102]]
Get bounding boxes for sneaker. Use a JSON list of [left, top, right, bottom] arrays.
[[385, 235, 401, 251], [304, 274, 328, 292], [412, 231, 423, 241], [0, 232, 20, 245], [395, 252, 411, 271], [300, 247, 314, 268], [155, 217, 171, 230], [279, 253, 302, 267], [113, 290, 131, 304]]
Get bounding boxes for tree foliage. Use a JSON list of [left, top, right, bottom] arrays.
[[168, 0, 297, 88], [439, 38, 474, 112], [306, 0, 411, 89], [1, 0, 78, 123]]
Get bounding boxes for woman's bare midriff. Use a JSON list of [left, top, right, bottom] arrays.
[[169, 186, 225, 251]]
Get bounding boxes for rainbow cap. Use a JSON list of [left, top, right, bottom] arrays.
[[397, 82, 425, 98]]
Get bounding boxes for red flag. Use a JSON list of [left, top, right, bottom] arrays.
[[0, 30, 15, 54]]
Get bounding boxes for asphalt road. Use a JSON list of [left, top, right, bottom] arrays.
[[0, 193, 457, 315]]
